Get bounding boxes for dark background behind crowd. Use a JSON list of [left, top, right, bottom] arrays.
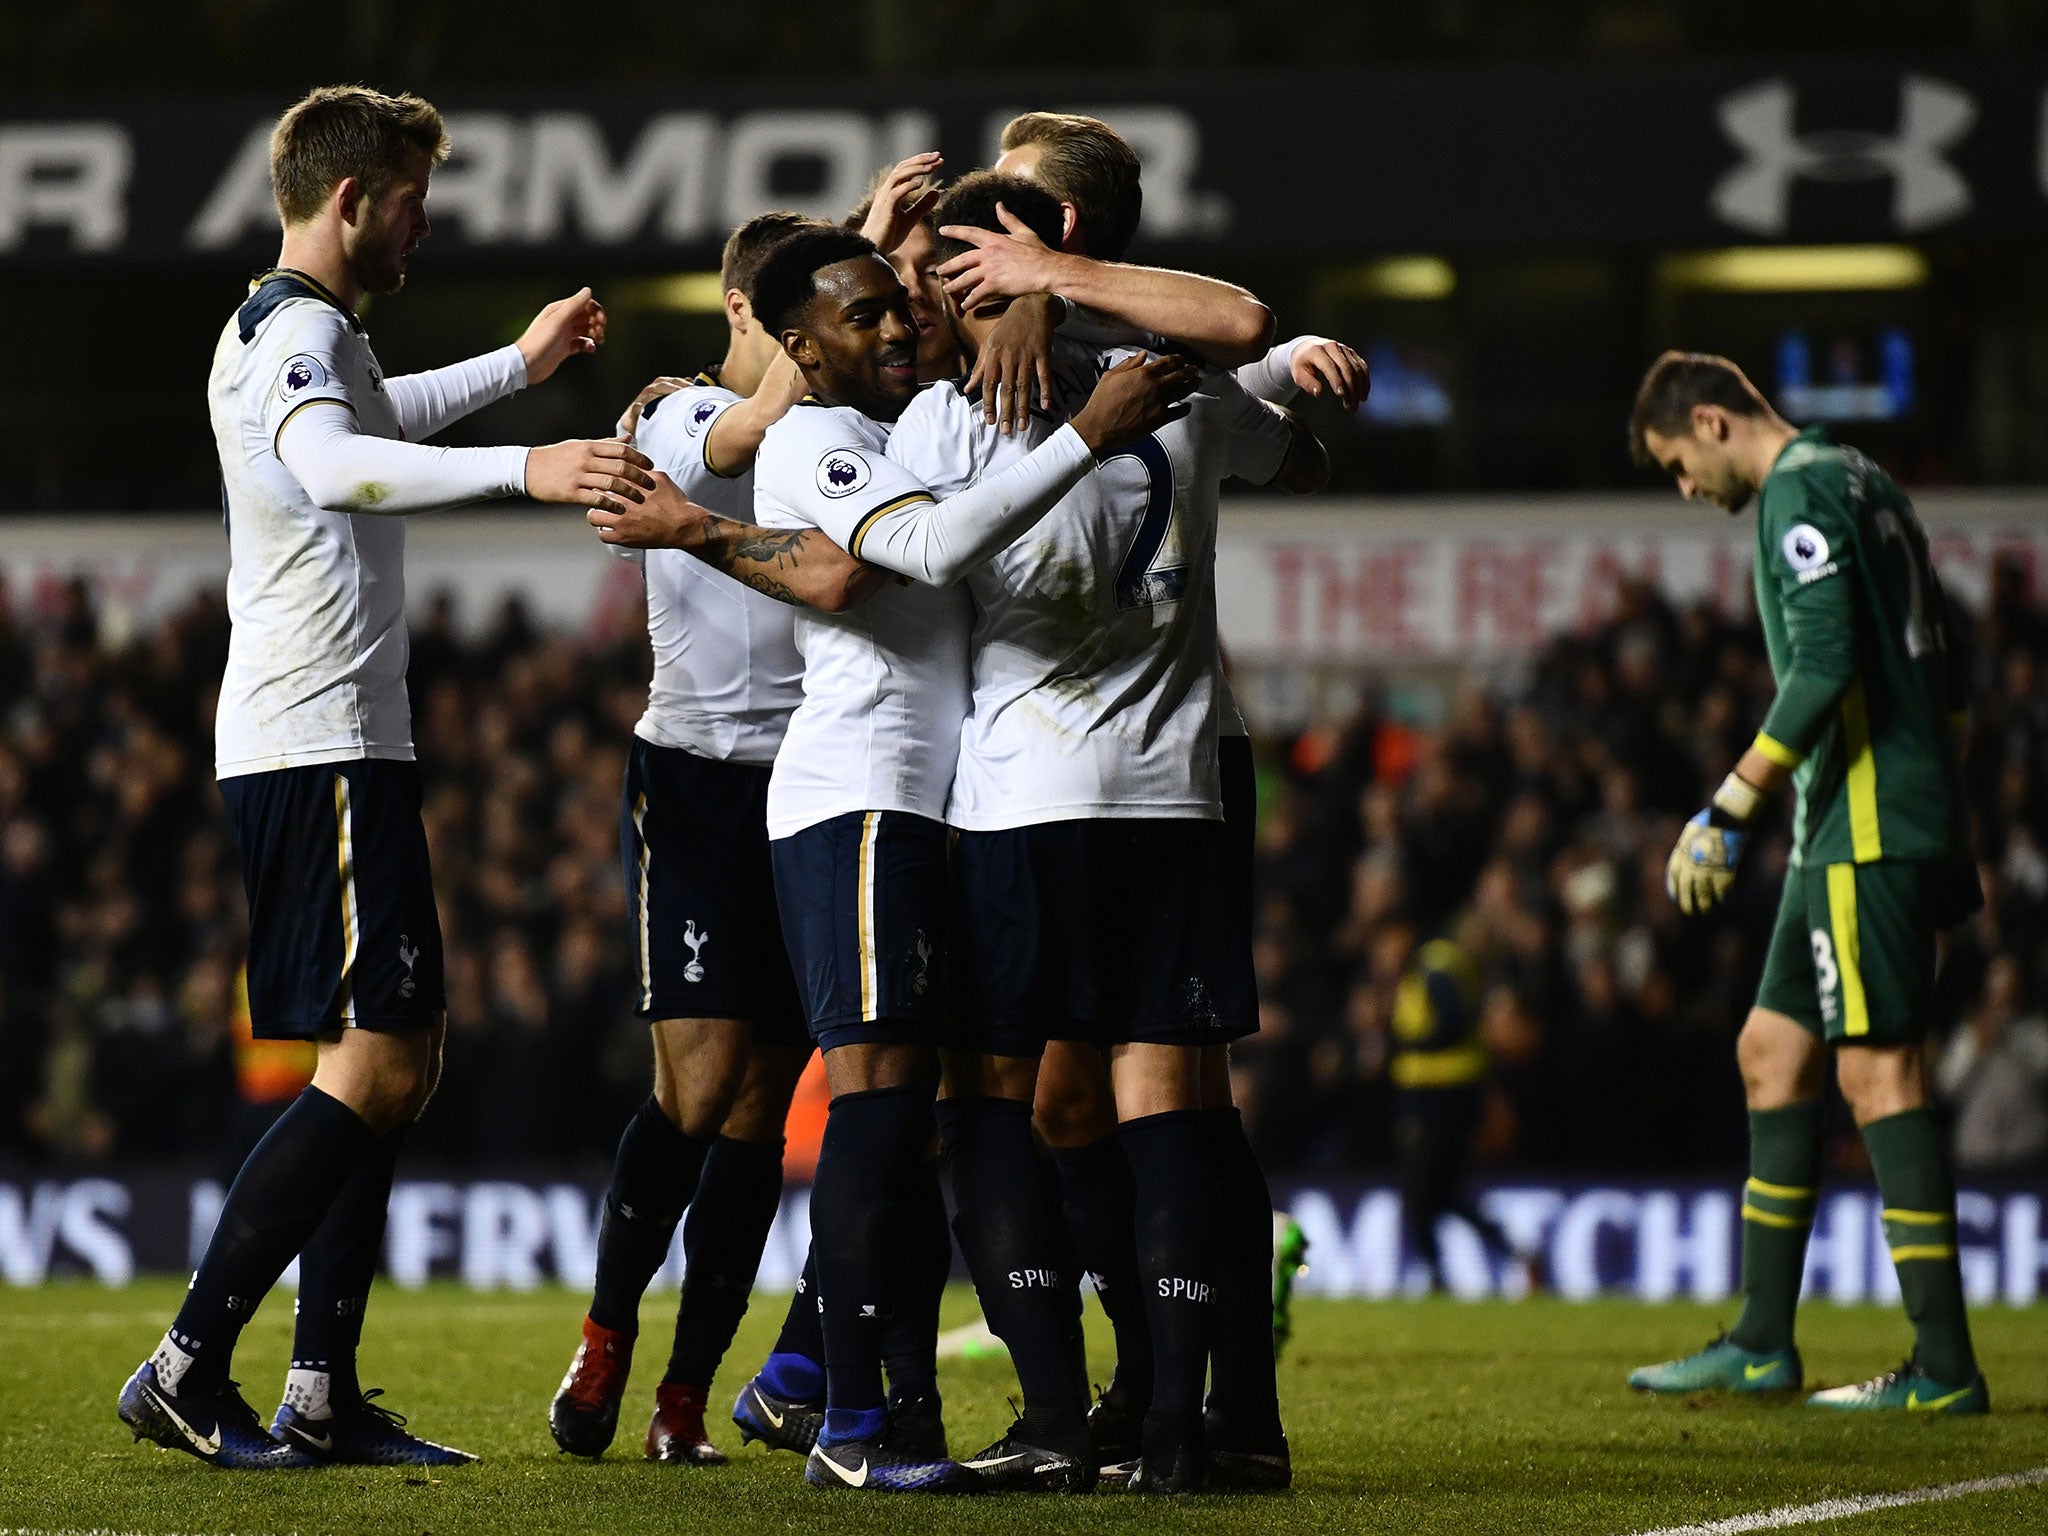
[[1, 555, 2044, 1180]]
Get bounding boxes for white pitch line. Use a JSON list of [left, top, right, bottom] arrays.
[[1627, 1463, 2048, 1535]]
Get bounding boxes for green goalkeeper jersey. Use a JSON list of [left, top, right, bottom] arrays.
[[1750, 427, 1968, 869]]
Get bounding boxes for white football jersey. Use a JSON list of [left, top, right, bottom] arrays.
[[891, 341, 1289, 830], [209, 275, 517, 777], [752, 400, 972, 838], [629, 371, 803, 765]]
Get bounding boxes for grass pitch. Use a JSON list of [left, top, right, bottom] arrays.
[[0, 1281, 2043, 1535]]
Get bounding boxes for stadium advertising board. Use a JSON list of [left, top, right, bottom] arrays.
[[1212, 494, 2048, 663], [3, 499, 2040, 666], [7, 61, 2048, 264], [3, 1172, 2044, 1305]]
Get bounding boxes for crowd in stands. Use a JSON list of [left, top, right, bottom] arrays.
[[1235, 560, 2048, 1179], [1, 559, 2043, 1179]]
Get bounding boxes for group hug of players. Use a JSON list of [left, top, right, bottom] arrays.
[[115, 77, 1990, 1500]]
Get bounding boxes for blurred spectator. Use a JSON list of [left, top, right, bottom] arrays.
[[1936, 954, 2048, 1173], [0, 583, 649, 1169], [0, 561, 2043, 1181], [1233, 572, 2048, 1177]]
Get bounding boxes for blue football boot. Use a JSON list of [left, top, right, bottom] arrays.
[[118, 1361, 314, 1470], [804, 1406, 982, 1494], [733, 1374, 825, 1455], [273, 1388, 477, 1466]]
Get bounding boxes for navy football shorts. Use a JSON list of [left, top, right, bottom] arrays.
[[949, 810, 1257, 1056], [770, 809, 949, 1052], [621, 738, 807, 1044], [220, 758, 444, 1039]]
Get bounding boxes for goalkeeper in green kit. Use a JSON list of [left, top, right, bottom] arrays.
[[1622, 352, 1987, 1414]]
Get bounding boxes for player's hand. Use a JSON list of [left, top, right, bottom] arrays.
[[524, 438, 654, 508], [585, 471, 709, 549], [517, 288, 606, 386], [859, 152, 944, 255], [1291, 340, 1371, 411], [615, 376, 692, 440], [936, 204, 1066, 312], [970, 292, 1059, 435], [1069, 352, 1202, 453], [1665, 810, 1746, 916]]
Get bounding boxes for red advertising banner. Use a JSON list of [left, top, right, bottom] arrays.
[[1216, 493, 2048, 664], [1, 495, 2041, 665]]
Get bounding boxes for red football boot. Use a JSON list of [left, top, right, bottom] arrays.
[[549, 1316, 633, 1457], [645, 1381, 727, 1465]]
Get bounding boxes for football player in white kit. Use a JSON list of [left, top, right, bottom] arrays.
[[118, 85, 649, 1471], [549, 212, 825, 1466], [897, 172, 1322, 1495], [626, 223, 1194, 1494], [935, 121, 1364, 1493], [569, 162, 999, 1474]]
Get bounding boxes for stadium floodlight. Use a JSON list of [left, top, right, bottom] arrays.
[[1658, 245, 1930, 293], [1325, 256, 1457, 302], [616, 272, 729, 312]]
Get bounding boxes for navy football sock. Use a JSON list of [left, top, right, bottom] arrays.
[[810, 1085, 930, 1426], [880, 1152, 950, 1401], [1200, 1106, 1284, 1449], [166, 1086, 375, 1395], [1051, 1133, 1151, 1410], [1119, 1109, 1216, 1461], [939, 1096, 1086, 1447], [759, 1245, 825, 1400], [289, 1121, 407, 1412], [665, 1135, 786, 1389], [589, 1097, 713, 1335]]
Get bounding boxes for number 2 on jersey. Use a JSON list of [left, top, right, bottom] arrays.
[[1107, 433, 1187, 610]]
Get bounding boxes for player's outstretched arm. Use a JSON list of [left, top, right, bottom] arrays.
[[383, 289, 606, 443], [854, 352, 1201, 586], [279, 400, 649, 515], [585, 472, 883, 613], [704, 354, 810, 477], [1238, 336, 1370, 411], [937, 205, 1274, 365], [524, 438, 656, 508]]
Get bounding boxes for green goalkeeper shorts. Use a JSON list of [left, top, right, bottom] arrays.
[[1755, 859, 1938, 1044]]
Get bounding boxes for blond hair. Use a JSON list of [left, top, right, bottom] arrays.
[[270, 85, 448, 226], [998, 111, 1141, 259]]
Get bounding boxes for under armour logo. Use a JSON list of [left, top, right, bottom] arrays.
[[1712, 75, 1975, 236], [683, 920, 709, 983], [397, 934, 419, 999]]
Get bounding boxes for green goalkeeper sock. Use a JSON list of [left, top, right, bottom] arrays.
[[1727, 1100, 1823, 1355], [1862, 1106, 1978, 1386]]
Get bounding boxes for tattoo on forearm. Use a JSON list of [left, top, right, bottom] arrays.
[[699, 514, 824, 609], [731, 571, 803, 604]]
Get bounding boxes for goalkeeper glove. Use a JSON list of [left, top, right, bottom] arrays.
[[1666, 772, 1763, 916]]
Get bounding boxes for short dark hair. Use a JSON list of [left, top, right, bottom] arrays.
[[750, 226, 885, 335], [999, 111, 1141, 260], [270, 85, 448, 226], [928, 172, 1065, 269], [720, 211, 818, 300], [1627, 351, 1769, 465]]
